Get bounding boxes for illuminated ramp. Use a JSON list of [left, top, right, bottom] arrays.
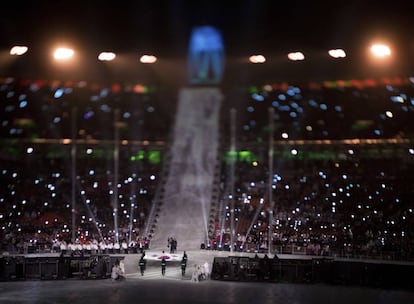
[[149, 87, 222, 250]]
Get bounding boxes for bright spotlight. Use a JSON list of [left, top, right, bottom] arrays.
[[98, 52, 116, 61], [288, 52, 305, 61], [328, 49, 346, 58], [10, 46, 28, 56], [249, 54, 266, 63], [140, 54, 157, 64], [370, 44, 391, 58], [53, 47, 74, 60]]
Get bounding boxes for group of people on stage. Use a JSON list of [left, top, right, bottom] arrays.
[[167, 236, 178, 253], [135, 249, 211, 282]]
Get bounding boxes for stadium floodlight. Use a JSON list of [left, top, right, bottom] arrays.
[[249, 54, 266, 63], [370, 44, 391, 58], [53, 47, 74, 60], [10, 46, 28, 56], [140, 54, 157, 63], [328, 49, 346, 58], [98, 52, 116, 61], [288, 52, 305, 61]]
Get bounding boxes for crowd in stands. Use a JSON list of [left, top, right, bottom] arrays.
[[0, 79, 170, 254], [1, 77, 414, 261], [228, 79, 414, 142], [211, 79, 414, 260], [0, 79, 174, 141], [208, 156, 414, 260]]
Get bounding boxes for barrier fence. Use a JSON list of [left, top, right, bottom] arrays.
[[211, 255, 414, 291], [0, 254, 124, 281]]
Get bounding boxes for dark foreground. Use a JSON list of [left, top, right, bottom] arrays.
[[0, 278, 413, 304]]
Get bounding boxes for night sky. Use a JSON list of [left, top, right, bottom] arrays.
[[1, 0, 414, 84]]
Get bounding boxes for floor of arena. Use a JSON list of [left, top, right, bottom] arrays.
[[0, 249, 414, 304]]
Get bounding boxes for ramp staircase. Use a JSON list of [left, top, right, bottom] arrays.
[[145, 87, 222, 251]]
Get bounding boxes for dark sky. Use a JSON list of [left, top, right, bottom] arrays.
[[1, 0, 414, 84], [2, 1, 413, 54]]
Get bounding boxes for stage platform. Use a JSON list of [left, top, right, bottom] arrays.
[[1, 250, 414, 304], [2, 248, 414, 292]]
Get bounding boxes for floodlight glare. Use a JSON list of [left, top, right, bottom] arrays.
[[140, 55, 157, 63], [288, 52, 305, 61], [10, 46, 28, 56], [53, 47, 74, 60], [328, 49, 346, 58], [249, 55, 266, 63], [98, 52, 116, 61], [370, 44, 391, 58]]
